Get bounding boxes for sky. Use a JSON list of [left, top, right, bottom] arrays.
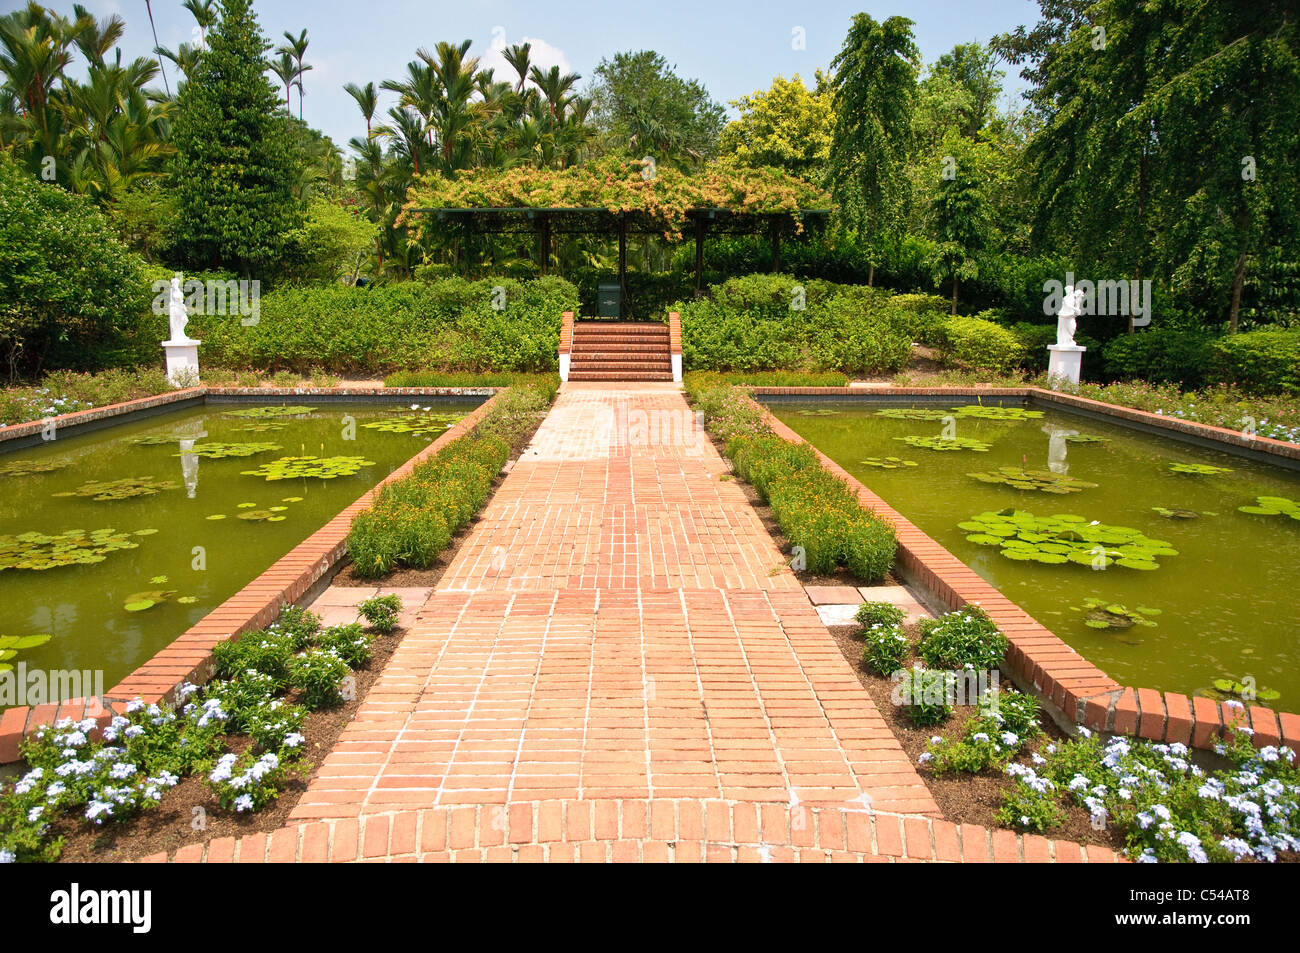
[[8, 0, 1042, 151]]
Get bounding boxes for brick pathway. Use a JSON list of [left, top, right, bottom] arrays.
[[150, 383, 1122, 863]]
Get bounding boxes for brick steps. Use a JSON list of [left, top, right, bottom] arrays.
[[569, 320, 673, 382], [144, 800, 1125, 864]]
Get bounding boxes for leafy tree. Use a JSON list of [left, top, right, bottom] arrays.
[[932, 43, 1003, 137], [588, 50, 725, 166], [720, 74, 833, 180], [826, 14, 920, 285], [925, 135, 992, 313], [0, 155, 151, 378], [168, 0, 302, 278]]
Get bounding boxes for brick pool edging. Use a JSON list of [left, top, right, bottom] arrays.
[[736, 387, 1300, 755], [0, 386, 510, 762]]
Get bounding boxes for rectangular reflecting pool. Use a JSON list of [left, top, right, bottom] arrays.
[[770, 399, 1300, 708], [0, 399, 477, 695]]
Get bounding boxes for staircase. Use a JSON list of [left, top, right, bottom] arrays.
[[567, 320, 673, 382]]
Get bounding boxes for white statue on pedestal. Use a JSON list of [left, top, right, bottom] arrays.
[[1056, 285, 1086, 347], [167, 275, 195, 344], [1055, 284, 1086, 348]]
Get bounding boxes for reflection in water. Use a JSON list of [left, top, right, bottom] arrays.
[[177, 423, 207, 498], [1042, 423, 1078, 475]]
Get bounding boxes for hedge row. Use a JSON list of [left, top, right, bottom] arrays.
[[187, 277, 579, 374], [687, 379, 897, 581], [345, 382, 555, 577], [1211, 330, 1300, 395], [674, 274, 947, 374]]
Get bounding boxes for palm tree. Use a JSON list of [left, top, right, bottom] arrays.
[[529, 64, 579, 123], [423, 40, 488, 175], [278, 29, 310, 121], [344, 80, 377, 136], [270, 51, 295, 112], [154, 42, 200, 84], [181, 0, 216, 50], [502, 42, 531, 94], [71, 4, 123, 69]]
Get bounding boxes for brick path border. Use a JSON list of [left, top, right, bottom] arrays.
[[0, 386, 510, 762], [139, 799, 1126, 864], [735, 386, 1300, 754]]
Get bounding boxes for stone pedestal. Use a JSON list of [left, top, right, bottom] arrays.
[[559, 352, 571, 383], [162, 340, 201, 386], [1046, 344, 1086, 387], [671, 353, 682, 382]]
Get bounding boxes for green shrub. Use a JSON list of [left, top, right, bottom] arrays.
[[358, 594, 403, 634], [1210, 330, 1300, 395], [917, 608, 1007, 670], [940, 313, 1025, 373], [895, 666, 956, 726], [211, 631, 296, 686], [188, 276, 579, 374], [682, 370, 849, 387], [1103, 328, 1217, 387], [1009, 322, 1057, 371], [289, 648, 352, 708], [313, 623, 374, 667], [861, 623, 910, 676], [855, 601, 907, 629], [675, 274, 922, 374], [0, 157, 158, 374]]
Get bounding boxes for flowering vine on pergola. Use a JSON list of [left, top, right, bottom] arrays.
[[399, 157, 833, 300]]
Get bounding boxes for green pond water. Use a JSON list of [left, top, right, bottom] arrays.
[[0, 400, 474, 696], [771, 400, 1300, 707]]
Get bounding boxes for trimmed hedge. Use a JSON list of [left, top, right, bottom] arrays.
[[688, 381, 897, 581], [675, 274, 937, 374], [1210, 330, 1300, 395], [346, 382, 555, 577], [939, 313, 1025, 373], [1102, 327, 1217, 388], [187, 276, 579, 374]]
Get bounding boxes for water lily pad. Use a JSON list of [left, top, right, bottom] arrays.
[[236, 509, 277, 522], [1169, 462, 1233, 475], [958, 510, 1177, 572], [123, 589, 176, 612], [968, 466, 1097, 495], [237, 502, 258, 508], [177, 596, 198, 605], [206, 514, 226, 520], [1237, 496, 1300, 520], [874, 408, 951, 421], [241, 455, 377, 481], [1063, 434, 1109, 444], [0, 458, 69, 476], [895, 435, 993, 452], [281, 496, 303, 503], [149, 575, 168, 585], [177, 442, 283, 459], [949, 404, 1043, 421], [222, 405, 316, 419], [53, 476, 179, 501], [0, 527, 139, 573], [862, 456, 919, 468]]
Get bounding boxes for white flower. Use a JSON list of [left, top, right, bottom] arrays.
[[917, 752, 932, 764], [0, 850, 14, 864], [233, 794, 254, 812]]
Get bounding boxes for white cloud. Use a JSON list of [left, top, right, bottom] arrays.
[[479, 31, 572, 88]]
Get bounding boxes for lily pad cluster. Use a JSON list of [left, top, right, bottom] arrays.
[[0, 458, 69, 477], [177, 442, 283, 460], [950, 405, 1044, 421], [128, 434, 188, 446], [52, 476, 179, 501], [861, 456, 918, 469], [1169, 462, 1233, 475], [235, 422, 289, 433], [1209, 677, 1281, 703], [1070, 597, 1160, 630], [222, 406, 316, 419], [794, 408, 841, 417], [207, 497, 301, 521], [361, 413, 463, 437], [895, 435, 992, 452], [0, 527, 141, 572], [967, 466, 1098, 495], [1064, 434, 1109, 444], [1238, 496, 1300, 521], [874, 408, 950, 421], [959, 508, 1179, 570], [240, 455, 376, 481], [0, 633, 52, 672]]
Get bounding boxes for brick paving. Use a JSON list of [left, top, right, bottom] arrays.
[[149, 382, 1123, 863]]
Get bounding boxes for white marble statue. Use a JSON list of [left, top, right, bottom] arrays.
[[1056, 284, 1086, 347], [168, 275, 193, 343]]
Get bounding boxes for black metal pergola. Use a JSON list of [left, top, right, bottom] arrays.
[[410, 205, 831, 308]]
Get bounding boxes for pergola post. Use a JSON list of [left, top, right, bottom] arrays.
[[539, 212, 551, 276], [618, 213, 628, 312]]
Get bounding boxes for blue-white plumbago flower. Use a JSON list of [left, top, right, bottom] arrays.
[[917, 752, 932, 764], [0, 850, 15, 864], [283, 733, 305, 749], [1000, 731, 1018, 747], [234, 794, 255, 812]]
